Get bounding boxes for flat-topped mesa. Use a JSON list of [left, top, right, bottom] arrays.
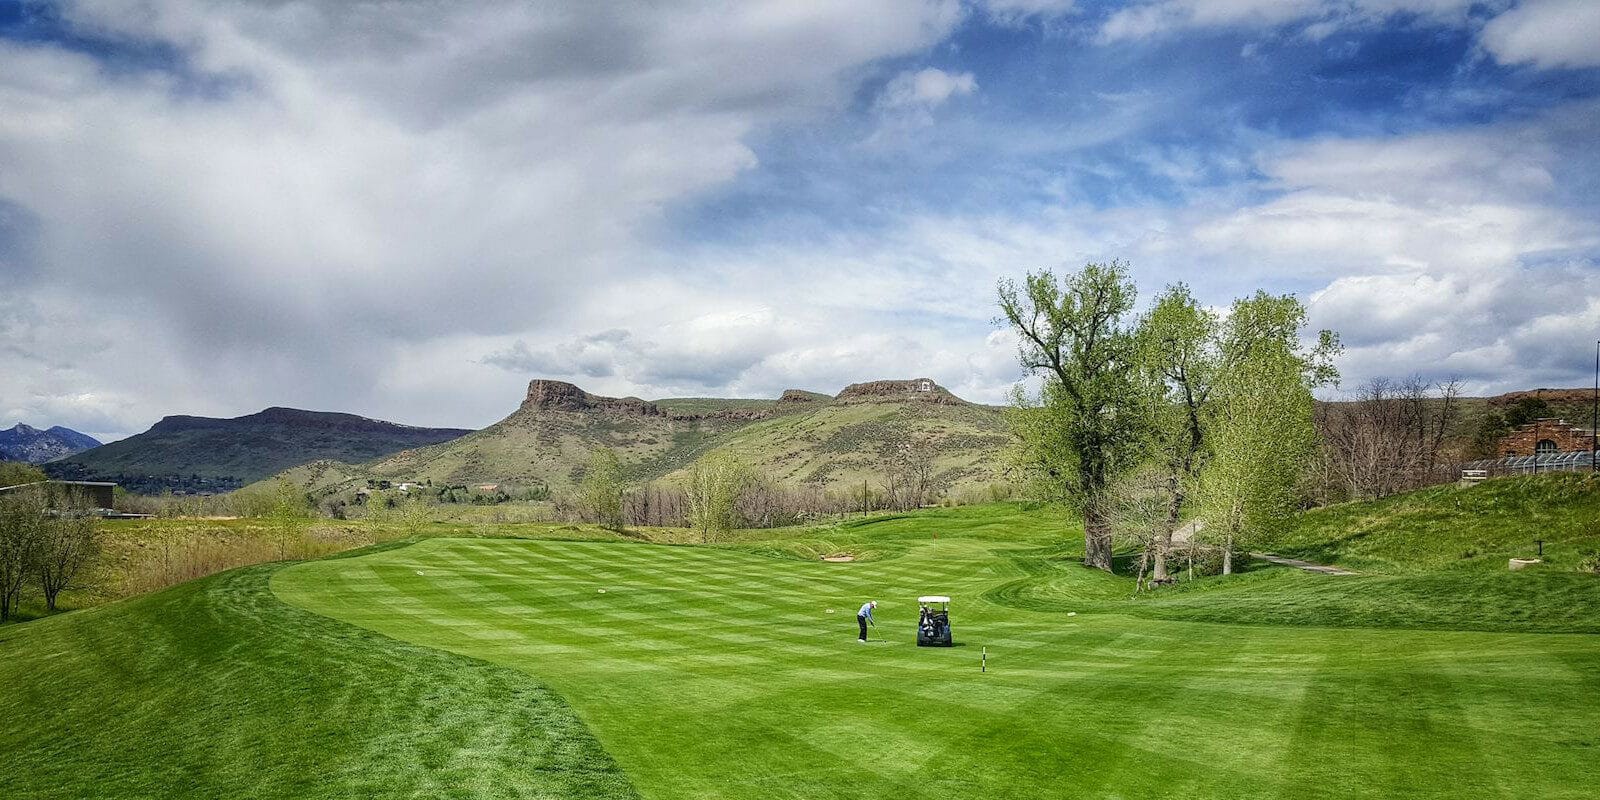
[[834, 378, 965, 405], [522, 380, 662, 416], [777, 389, 828, 405]]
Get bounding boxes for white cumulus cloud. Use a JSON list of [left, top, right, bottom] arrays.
[[1481, 0, 1600, 69]]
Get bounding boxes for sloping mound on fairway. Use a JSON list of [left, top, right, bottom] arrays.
[[987, 558, 1600, 633], [0, 557, 638, 800]]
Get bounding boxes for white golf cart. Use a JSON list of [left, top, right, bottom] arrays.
[[917, 595, 953, 647]]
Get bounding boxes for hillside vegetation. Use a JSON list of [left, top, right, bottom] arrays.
[[48, 407, 471, 494], [660, 389, 1010, 493], [1264, 473, 1600, 573]]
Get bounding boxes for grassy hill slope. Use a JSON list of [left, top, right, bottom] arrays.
[[0, 551, 636, 800], [356, 380, 762, 491], [663, 387, 1011, 493], [47, 408, 471, 494], [1262, 472, 1600, 573], [307, 379, 1009, 497]]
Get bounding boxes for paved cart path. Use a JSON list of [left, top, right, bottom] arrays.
[[1251, 552, 1358, 576]]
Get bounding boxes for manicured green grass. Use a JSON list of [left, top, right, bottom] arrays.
[[4, 499, 1598, 798], [0, 542, 636, 800], [1265, 473, 1600, 573], [273, 523, 1599, 798]]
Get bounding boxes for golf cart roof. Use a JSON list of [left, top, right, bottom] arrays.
[[918, 595, 950, 604]]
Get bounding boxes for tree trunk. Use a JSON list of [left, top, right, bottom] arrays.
[[1222, 530, 1235, 575], [1083, 496, 1114, 571], [1154, 475, 1183, 582]]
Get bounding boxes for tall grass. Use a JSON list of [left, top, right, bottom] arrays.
[[114, 524, 380, 598]]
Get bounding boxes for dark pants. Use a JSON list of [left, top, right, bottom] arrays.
[[858, 615, 868, 640]]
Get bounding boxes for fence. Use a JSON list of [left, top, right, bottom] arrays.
[[1460, 450, 1600, 477]]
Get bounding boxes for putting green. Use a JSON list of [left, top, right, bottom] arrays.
[[274, 534, 1600, 800]]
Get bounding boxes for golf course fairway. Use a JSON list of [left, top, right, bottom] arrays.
[[3, 502, 1597, 799], [272, 518, 1599, 799]]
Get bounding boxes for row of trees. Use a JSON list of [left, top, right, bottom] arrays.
[[0, 483, 102, 621], [999, 262, 1340, 581], [566, 446, 961, 539], [572, 450, 779, 540], [1310, 377, 1462, 504]]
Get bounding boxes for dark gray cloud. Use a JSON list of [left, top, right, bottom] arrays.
[[0, 1, 961, 437]]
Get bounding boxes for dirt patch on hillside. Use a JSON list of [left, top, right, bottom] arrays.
[[821, 553, 855, 562]]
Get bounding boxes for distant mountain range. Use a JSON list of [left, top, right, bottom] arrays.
[[0, 424, 102, 464], [266, 378, 1013, 500], [45, 408, 473, 494]]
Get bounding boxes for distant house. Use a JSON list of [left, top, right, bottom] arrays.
[[1498, 418, 1597, 457]]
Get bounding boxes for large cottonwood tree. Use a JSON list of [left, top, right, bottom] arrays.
[[999, 262, 1151, 571], [1135, 283, 1219, 582]]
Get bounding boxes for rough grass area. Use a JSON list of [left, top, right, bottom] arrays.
[[1264, 473, 1600, 573], [0, 552, 636, 800]]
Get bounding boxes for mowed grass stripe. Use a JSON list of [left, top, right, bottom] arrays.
[[0, 561, 640, 800], [275, 536, 1600, 800]]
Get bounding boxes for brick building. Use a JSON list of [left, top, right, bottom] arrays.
[[1498, 418, 1597, 457]]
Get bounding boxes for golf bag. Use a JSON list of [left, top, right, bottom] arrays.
[[917, 606, 952, 647]]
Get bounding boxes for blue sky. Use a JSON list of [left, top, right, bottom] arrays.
[[0, 1, 1597, 440]]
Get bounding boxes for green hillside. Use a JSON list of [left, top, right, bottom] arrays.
[[663, 385, 1010, 493], [6, 501, 1598, 798], [293, 379, 1010, 497], [1262, 472, 1600, 573], [354, 380, 755, 491], [46, 408, 471, 494]]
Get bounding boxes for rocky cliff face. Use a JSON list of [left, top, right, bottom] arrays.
[[522, 380, 663, 416], [834, 378, 965, 405], [777, 389, 827, 405]]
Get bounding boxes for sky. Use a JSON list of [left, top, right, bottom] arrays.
[[1, 0, 1597, 442]]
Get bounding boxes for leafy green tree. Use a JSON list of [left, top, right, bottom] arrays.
[[268, 479, 309, 558], [1196, 292, 1338, 574], [36, 491, 100, 612], [396, 492, 431, 538], [364, 490, 390, 523], [1135, 283, 1220, 581], [686, 452, 747, 542], [581, 449, 626, 531], [1504, 397, 1551, 428], [998, 261, 1151, 571], [0, 488, 46, 621], [0, 461, 46, 489]]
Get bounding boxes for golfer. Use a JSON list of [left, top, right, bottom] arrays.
[[857, 600, 877, 642]]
